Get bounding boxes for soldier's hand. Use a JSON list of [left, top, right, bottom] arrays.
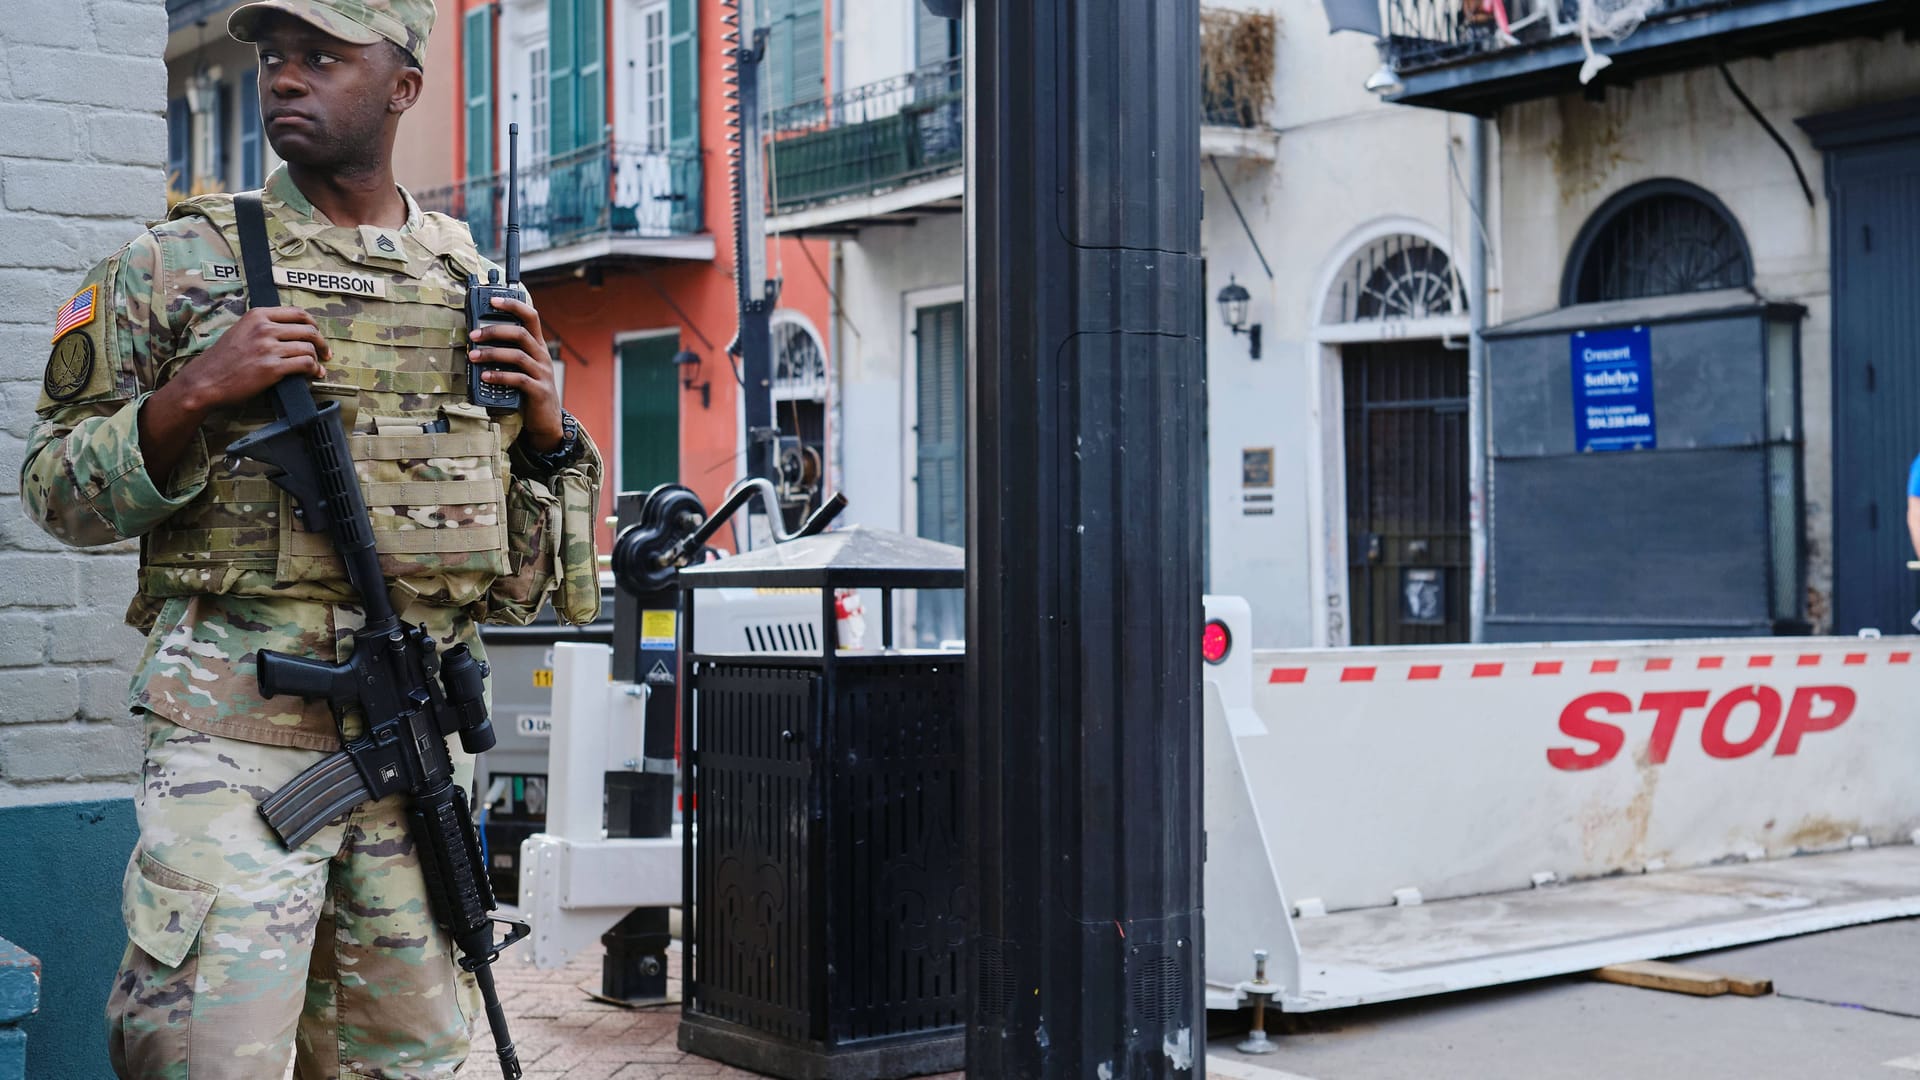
[[467, 295, 565, 451], [177, 307, 331, 411]]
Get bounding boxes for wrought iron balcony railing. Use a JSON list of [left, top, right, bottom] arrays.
[[416, 141, 703, 261], [765, 56, 964, 215], [1385, 0, 1722, 72]]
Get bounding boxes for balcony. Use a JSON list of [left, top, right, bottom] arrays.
[[764, 57, 965, 235], [416, 141, 711, 276], [1383, 0, 1914, 113], [1202, 6, 1280, 163]]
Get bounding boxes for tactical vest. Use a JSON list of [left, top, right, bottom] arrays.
[[138, 194, 523, 610]]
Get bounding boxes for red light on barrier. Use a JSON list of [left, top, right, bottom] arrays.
[[1202, 620, 1231, 665]]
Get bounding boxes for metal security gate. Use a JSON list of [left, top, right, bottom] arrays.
[[1343, 341, 1469, 645], [1806, 103, 1920, 635]]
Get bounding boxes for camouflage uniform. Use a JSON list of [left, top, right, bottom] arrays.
[[20, 3, 602, 1075]]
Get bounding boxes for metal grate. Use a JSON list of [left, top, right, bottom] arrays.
[[976, 941, 1013, 1018], [416, 141, 704, 258], [1326, 235, 1464, 325], [1129, 955, 1188, 1026], [1569, 189, 1752, 304]]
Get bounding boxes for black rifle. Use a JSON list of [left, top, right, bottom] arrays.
[[225, 192, 529, 1080]]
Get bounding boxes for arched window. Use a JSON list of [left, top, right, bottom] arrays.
[[1564, 180, 1752, 305], [772, 316, 827, 400], [1321, 235, 1465, 326]]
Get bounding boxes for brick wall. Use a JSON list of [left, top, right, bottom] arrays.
[[0, 0, 167, 807]]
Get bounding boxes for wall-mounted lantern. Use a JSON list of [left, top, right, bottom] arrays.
[[676, 350, 711, 410], [1216, 276, 1262, 360]]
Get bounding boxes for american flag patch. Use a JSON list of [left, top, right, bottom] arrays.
[[53, 285, 98, 342]]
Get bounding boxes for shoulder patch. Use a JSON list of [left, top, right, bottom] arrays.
[[44, 331, 96, 402], [52, 284, 99, 342]]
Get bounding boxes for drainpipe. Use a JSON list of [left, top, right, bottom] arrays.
[[1468, 116, 1490, 643], [830, 240, 846, 499]]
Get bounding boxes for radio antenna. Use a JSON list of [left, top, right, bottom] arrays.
[[504, 123, 521, 284]]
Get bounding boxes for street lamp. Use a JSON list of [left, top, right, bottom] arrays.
[[1216, 276, 1262, 359]]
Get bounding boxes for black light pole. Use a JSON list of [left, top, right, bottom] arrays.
[[965, 0, 1206, 1075]]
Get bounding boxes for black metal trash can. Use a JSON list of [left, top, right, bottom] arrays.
[[677, 528, 966, 1080]]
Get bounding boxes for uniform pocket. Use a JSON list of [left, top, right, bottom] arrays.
[[276, 407, 511, 590], [122, 847, 219, 968]]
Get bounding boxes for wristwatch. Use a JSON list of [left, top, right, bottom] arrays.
[[523, 410, 582, 474]]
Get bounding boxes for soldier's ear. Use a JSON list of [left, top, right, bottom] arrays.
[[388, 62, 423, 115]]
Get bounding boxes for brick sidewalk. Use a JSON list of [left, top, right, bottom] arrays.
[[482, 943, 966, 1080]]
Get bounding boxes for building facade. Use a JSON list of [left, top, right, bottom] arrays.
[[441, 0, 837, 551], [1383, 0, 1918, 638]]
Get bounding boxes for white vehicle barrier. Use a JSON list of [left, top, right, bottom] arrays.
[[516, 642, 681, 969], [1202, 596, 1920, 1012]]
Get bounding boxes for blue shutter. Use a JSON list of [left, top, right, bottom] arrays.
[[464, 5, 493, 177], [240, 71, 262, 189], [212, 82, 231, 189], [668, 0, 697, 150], [914, 302, 966, 645], [167, 96, 189, 196]]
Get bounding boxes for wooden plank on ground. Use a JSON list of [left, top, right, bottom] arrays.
[[1593, 961, 1729, 997], [1725, 974, 1774, 997]]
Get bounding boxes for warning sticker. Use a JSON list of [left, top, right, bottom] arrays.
[[646, 660, 675, 685], [641, 610, 677, 650]]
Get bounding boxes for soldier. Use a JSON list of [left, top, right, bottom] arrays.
[[20, 1, 603, 1076]]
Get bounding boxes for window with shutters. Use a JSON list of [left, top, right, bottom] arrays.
[[618, 332, 682, 494], [529, 45, 550, 160], [643, 6, 667, 151], [914, 301, 965, 646], [240, 71, 262, 189], [167, 96, 189, 196], [916, 5, 961, 71], [464, 5, 493, 178], [764, 0, 825, 112], [550, 0, 606, 154]]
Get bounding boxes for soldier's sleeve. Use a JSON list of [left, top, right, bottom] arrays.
[[19, 231, 209, 547], [483, 428, 605, 627]]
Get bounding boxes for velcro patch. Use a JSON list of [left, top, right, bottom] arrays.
[[52, 284, 98, 342], [273, 266, 388, 299]]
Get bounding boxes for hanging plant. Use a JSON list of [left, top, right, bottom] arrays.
[[1201, 7, 1278, 129]]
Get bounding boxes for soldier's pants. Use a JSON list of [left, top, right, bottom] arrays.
[[107, 715, 481, 1079]]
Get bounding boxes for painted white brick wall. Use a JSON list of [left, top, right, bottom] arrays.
[[0, 0, 167, 808]]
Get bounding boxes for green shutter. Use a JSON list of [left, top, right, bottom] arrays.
[[549, 0, 605, 154], [463, 5, 492, 176], [766, 0, 823, 112], [619, 335, 682, 492], [668, 0, 697, 150], [914, 302, 966, 645], [548, 0, 576, 154], [574, 0, 605, 148]]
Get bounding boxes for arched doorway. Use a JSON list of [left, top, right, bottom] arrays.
[[1315, 229, 1471, 646]]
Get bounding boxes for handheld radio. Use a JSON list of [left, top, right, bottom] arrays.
[[466, 123, 527, 411]]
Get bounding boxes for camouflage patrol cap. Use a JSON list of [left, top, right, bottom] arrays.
[[228, 0, 435, 61]]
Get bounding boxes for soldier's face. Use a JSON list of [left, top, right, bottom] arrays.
[[252, 14, 418, 170]]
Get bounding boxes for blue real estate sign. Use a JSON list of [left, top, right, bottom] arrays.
[[1571, 326, 1656, 452]]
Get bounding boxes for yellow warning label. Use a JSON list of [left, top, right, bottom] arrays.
[[641, 610, 677, 649], [532, 668, 553, 688]]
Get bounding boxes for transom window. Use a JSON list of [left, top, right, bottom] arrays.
[[1322, 235, 1465, 325], [1565, 181, 1752, 305]]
